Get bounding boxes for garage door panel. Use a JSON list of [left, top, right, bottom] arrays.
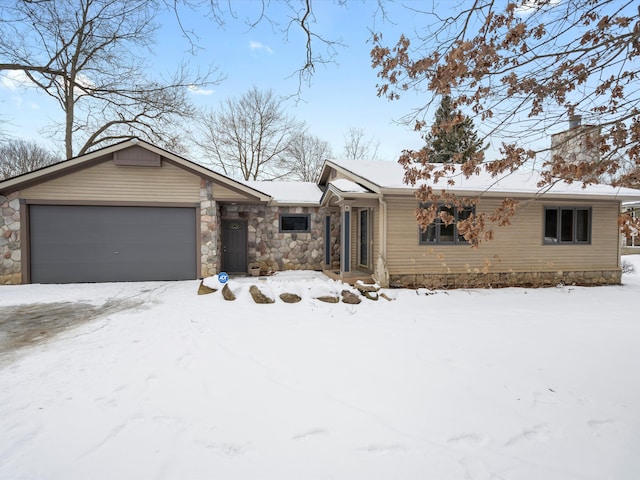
[[30, 205, 197, 283]]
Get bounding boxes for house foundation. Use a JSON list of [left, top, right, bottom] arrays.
[[390, 269, 622, 289]]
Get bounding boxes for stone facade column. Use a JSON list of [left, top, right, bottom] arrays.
[[200, 180, 218, 278], [0, 193, 22, 285]]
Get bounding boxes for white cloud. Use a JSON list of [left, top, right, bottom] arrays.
[[188, 85, 215, 96], [515, 0, 561, 15], [74, 73, 95, 90], [249, 41, 274, 55], [1, 70, 31, 90]]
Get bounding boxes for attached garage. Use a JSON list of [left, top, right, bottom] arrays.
[[0, 139, 274, 285], [29, 205, 197, 283]]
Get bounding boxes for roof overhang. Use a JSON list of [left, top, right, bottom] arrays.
[[378, 187, 640, 203], [320, 182, 380, 208], [318, 160, 383, 193]]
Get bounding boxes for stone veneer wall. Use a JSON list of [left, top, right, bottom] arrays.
[[0, 193, 22, 285], [200, 180, 219, 278], [390, 269, 622, 289], [328, 211, 341, 270], [220, 204, 324, 272]]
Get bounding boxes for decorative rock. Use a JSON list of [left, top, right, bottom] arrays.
[[221, 283, 236, 301], [197, 280, 217, 295], [249, 285, 274, 304], [355, 280, 380, 294], [363, 290, 379, 301], [279, 292, 302, 303], [341, 290, 361, 305], [315, 295, 339, 303]]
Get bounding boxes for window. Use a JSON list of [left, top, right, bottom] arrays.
[[544, 207, 591, 244], [359, 209, 369, 267], [280, 214, 310, 232], [419, 204, 474, 245]]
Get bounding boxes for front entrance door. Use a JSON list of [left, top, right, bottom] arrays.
[[222, 219, 248, 273]]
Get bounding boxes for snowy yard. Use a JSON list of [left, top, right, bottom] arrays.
[[1, 259, 639, 480]]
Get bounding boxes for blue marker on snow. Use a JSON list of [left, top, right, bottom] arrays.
[[218, 272, 229, 284]]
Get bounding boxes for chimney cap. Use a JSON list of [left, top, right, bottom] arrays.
[[569, 115, 582, 129]]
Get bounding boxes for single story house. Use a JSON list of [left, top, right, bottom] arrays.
[[2, 138, 640, 287]]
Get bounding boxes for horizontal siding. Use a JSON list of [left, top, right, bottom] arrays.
[[213, 183, 256, 201], [385, 196, 620, 274], [22, 160, 201, 202]]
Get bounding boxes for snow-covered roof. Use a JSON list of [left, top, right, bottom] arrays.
[[327, 159, 640, 201], [329, 178, 369, 193], [243, 181, 323, 205]]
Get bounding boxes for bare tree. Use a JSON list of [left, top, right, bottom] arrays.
[[342, 127, 380, 161], [173, 0, 347, 87], [194, 86, 305, 181], [0, 138, 61, 180], [279, 132, 333, 181], [371, 0, 640, 244], [0, 0, 220, 158]]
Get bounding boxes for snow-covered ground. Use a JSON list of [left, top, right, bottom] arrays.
[[1, 259, 639, 480]]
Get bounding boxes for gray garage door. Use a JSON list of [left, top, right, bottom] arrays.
[[29, 205, 197, 283]]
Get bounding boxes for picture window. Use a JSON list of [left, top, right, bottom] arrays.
[[280, 214, 310, 233]]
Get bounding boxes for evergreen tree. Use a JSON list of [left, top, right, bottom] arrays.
[[424, 96, 483, 164]]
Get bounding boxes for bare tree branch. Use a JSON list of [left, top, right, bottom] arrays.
[[371, 0, 640, 245], [193, 86, 305, 180], [343, 127, 381, 161], [0, 0, 222, 158]]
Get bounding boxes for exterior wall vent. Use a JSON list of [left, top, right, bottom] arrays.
[[113, 145, 162, 167]]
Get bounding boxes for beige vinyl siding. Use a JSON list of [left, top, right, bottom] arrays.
[[385, 195, 620, 275], [213, 183, 257, 201], [22, 160, 200, 202]]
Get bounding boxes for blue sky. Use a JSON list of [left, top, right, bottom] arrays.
[[0, 1, 430, 161]]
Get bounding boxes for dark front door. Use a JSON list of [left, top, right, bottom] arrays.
[[222, 219, 248, 273]]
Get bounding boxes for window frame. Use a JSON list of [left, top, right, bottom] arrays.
[[279, 213, 311, 233], [543, 206, 592, 245], [418, 203, 475, 246]]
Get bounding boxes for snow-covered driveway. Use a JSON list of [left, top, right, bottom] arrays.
[[1, 265, 639, 479]]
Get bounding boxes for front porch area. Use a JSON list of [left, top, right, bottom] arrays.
[[322, 269, 374, 286]]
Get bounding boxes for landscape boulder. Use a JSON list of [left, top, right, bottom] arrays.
[[315, 295, 340, 304], [341, 290, 361, 305], [249, 285, 274, 304], [197, 281, 217, 295], [279, 292, 302, 303], [221, 284, 236, 301]]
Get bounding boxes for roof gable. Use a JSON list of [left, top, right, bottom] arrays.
[[0, 138, 271, 202]]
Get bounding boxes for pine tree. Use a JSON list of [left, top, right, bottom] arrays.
[[424, 96, 483, 164]]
